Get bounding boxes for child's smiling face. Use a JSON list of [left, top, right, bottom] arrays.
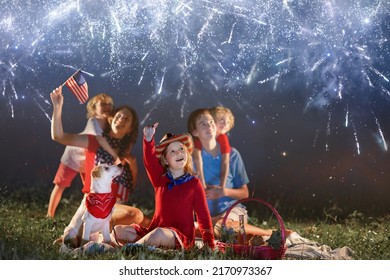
[[111, 108, 133, 136], [164, 141, 188, 172], [215, 115, 231, 134], [193, 112, 217, 140], [94, 98, 113, 119]]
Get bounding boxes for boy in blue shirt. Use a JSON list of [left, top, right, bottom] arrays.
[[188, 108, 274, 238]]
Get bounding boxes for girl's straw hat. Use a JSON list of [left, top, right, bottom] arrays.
[[155, 133, 194, 158]]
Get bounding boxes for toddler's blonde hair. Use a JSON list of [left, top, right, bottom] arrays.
[[211, 106, 235, 131], [86, 93, 114, 118]]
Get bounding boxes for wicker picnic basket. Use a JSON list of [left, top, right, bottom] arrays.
[[215, 197, 286, 260]]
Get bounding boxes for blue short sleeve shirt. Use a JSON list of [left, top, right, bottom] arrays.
[[199, 147, 249, 216]]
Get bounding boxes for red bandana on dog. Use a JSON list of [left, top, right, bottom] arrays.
[[85, 193, 116, 219]]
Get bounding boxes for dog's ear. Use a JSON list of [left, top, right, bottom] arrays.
[[91, 165, 102, 178]]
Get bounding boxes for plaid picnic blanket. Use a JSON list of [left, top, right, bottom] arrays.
[[283, 232, 354, 260], [194, 231, 354, 260]]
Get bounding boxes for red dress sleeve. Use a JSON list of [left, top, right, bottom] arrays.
[[193, 181, 215, 249], [217, 133, 231, 154], [143, 137, 164, 188]]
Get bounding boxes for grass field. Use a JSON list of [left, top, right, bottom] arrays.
[[1, 185, 389, 260]]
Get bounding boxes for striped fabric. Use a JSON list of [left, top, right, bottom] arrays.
[[155, 133, 194, 158], [65, 70, 88, 104]]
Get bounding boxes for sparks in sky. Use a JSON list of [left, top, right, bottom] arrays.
[[0, 0, 389, 153]]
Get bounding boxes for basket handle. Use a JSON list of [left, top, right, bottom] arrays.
[[221, 197, 286, 247]]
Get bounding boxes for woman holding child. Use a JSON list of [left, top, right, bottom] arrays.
[[50, 86, 143, 226]]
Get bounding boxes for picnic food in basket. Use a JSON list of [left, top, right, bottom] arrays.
[[248, 235, 265, 246], [216, 197, 287, 259], [267, 229, 283, 249]]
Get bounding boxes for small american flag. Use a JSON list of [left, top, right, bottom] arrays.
[[65, 70, 89, 104]]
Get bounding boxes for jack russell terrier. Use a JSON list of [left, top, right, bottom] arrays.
[[61, 163, 122, 248]]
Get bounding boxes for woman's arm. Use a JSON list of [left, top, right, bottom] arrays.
[[50, 86, 88, 148], [123, 155, 138, 186]]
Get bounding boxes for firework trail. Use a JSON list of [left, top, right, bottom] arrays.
[[0, 0, 389, 153]]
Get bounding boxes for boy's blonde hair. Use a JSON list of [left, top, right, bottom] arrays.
[[211, 106, 235, 131], [86, 93, 114, 118]]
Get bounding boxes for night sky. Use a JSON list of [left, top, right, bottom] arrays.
[[1, 0, 389, 218]]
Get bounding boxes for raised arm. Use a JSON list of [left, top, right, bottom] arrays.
[[143, 122, 158, 142], [50, 86, 88, 148], [143, 123, 164, 187]]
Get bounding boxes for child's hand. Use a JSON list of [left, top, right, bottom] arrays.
[[143, 122, 159, 142], [50, 86, 63, 108], [205, 185, 224, 200], [113, 157, 122, 166]]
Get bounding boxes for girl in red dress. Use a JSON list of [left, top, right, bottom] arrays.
[[113, 123, 215, 250]]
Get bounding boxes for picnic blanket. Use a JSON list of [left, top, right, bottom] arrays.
[[58, 240, 116, 257], [194, 231, 354, 260], [283, 232, 354, 260], [57, 231, 354, 259]]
